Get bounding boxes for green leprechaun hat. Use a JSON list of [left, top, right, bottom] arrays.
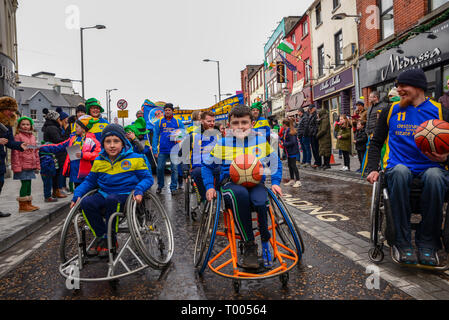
[[85, 98, 104, 114]]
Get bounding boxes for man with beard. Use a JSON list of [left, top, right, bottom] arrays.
[[366, 69, 449, 266]]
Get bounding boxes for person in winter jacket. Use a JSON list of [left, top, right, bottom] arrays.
[[282, 119, 301, 188], [307, 105, 321, 168], [40, 115, 101, 189], [11, 117, 41, 212], [297, 108, 311, 166], [316, 108, 332, 170], [335, 115, 352, 171], [71, 124, 154, 258], [39, 140, 59, 203], [353, 120, 368, 173], [85, 98, 109, 141], [0, 97, 27, 218]]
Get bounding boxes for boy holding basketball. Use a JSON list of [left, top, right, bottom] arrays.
[[203, 105, 282, 269], [366, 69, 449, 266]]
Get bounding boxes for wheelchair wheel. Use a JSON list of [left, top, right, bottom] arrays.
[[128, 191, 174, 270], [368, 246, 384, 263], [369, 177, 383, 247], [60, 190, 98, 264], [193, 199, 215, 268], [184, 176, 191, 217], [267, 189, 304, 257]]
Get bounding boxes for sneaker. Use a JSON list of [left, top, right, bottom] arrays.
[[322, 165, 331, 170], [171, 189, 179, 195], [97, 238, 110, 258], [45, 197, 58, 203], [87, 237, 103, 256], [293, 181, 302, 188], [0, 211, 11, 218], [355, 168, 362, 173], [242, 241, 259, 269], [392, 245, 418, 264], [340, 166, 349, 171], [283, 180, 294, 186], [156, 188, 162, 194], [417, 247, 439, 266]]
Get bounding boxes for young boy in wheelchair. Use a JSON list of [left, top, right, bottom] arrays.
[[202, 104, 283, 269], [71, 124, 154, 258], [367, 69, 449, 266]]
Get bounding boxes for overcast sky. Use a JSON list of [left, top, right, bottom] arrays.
[[17, 0, 314, 118]]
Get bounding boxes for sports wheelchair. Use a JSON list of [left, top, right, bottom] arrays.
[[59, 189, 174, 287], [193, 186, 305, 293], [369, 171, 449, 270], [183, 170, 202, 221]]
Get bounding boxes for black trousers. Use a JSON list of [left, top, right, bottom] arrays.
[[287, 157, 300, 181], [342, 151, 350, 168], [310, 136, 322, 166], [357, 149, 366, 168]]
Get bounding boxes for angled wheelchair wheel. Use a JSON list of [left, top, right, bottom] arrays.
[[193, 200, 215, 268], [60, 189, 98, 264], [369, 175, 383, 247], [128, 191, 174, 270], [184, 176, 191, 218], [267, 188, 304, 258]]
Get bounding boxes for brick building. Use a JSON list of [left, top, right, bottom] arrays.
[[358, 0, 449, 106], [240, 65, 260, 106]]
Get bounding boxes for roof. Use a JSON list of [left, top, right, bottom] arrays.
[[16, 87, 71, 107], [62, 94, 84, 108]]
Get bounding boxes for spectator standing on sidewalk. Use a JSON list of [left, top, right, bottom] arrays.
[[282, 119, 301, 188], [335, 115, 352, 171], [316, 108, 332, 170], [11, 117, 41, 212], [354, 120, 368, 173], [307, 104, 321, 168], [366, 91, 385, 137], [297, 108, 311, 167], [0, 97, 27, 218], [438, 78, 449, 109]]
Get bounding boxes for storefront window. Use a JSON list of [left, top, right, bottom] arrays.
[[425, 68, 437, 99], [375, 82, 395, 103], [443, 65, 449, 93], [323, 95, 341, 149]]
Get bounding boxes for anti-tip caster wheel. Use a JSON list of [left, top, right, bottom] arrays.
[[368, 247, 385, 263]]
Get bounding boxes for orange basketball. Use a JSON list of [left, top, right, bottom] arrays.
[[414, 119, 449, 155], [229, 154, 263, 188]]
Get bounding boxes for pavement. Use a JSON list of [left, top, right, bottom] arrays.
[[0, 176, 71, 254]]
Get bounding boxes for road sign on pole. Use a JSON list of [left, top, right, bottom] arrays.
[[117, 99, 128, 110]]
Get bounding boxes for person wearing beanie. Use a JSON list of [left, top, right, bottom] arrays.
[[70, 104, 87, 134], [56, 107, 71, 142], [71, 124, 153, 258], [124, 118, 150, 155], [40, 115, 101, 189], [152, 102, 185, 194], [366, 68, 449, 266], [85, 98, 109, 141], [388, 87, 400, 103], [136, 110, 144, 119], [250, 101, 270, 139]]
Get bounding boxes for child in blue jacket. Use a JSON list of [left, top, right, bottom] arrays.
[[71, 124, 154, 258]]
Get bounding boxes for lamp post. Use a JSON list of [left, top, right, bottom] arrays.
[[106, 88, 118, 123], [80, 25, 106, 99], [203, 59, 222, 103]]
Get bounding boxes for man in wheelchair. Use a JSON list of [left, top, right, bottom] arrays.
[[70, 124, 154, 258], [203, 105, 283, 269], [367, 69, 449, 266]]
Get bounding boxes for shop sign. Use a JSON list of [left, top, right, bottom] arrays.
[[312, 67, 354, 100]]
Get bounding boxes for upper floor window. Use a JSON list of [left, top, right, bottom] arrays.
[[316, 3, 322, 26], [30, 109, 37, 120], [333, 0, 340, 10], [318, 45, 325, 77], [334, 30, 343, 67], [305, 58, 311, 83], [303, 20, 309, 37], [430, 0, 449, 10], [292, 34, 296, 44], [380, 0, 394, 40]]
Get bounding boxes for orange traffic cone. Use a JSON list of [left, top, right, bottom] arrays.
[[330, 154, 336, 165]]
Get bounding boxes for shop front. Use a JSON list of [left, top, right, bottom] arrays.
[[0, 53, 16, 98], [359, 19, 449, 103], [312, 66, 355, 149]]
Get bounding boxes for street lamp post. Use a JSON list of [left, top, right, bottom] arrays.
[[80, 25, 106, 99], [106, 88, 118, 123], [203, 59, 222, 103]]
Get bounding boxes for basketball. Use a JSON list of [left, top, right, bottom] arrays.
[[229, 154, 263, 188], [414, 119, 449, 155]]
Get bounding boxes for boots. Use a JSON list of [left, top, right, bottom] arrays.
[[241, 240, 259, 269], [27, 196, 40, 211], [53, 189, 67, 199], [17, 197, 35, 212]]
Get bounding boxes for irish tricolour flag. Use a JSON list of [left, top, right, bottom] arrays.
[[277, 40, 295, 55]]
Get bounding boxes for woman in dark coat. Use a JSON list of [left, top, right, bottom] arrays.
[[282, 119, 301, 188], [41, 108, 67, 198], [316, 108, 332, 170]]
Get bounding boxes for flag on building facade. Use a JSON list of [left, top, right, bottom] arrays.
[[277, 40, 296, 55], [279, 53, 297, 72]]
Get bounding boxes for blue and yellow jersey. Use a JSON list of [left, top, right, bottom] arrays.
[[89, 118, 109, 142], [383, 98, 443, 173], [253, 117, 271, 139], [72, 142, 153, 202], [201, 132, 282, 191], [152, 117, 185, 154], [190, 128, 219, 169]]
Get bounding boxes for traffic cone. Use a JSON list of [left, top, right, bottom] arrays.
[[330, 154, 336, 165]]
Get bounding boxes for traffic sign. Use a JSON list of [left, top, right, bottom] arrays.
[[117, 99, 128, 110], [117, 110, 128, 118]]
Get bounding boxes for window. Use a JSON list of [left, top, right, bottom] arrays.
[[318, 45, 325, 77], [380, 0, 394, 40], [31, 109, 37, 120], [334, 30, 343, 67], [430, 0, 449, 10], [303, 20, 309, 37], [316, 3, 322, 26], [333, 0, 340, 10], [304, 58, 311, 83], [292, 34, 296, 44], [293, 71, 298, 83]]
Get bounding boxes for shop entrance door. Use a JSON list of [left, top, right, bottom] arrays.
[[324, 95, 341, 150]]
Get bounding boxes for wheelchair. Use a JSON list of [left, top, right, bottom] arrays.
[[193, 185, 305, 293], [369, 171, 449, 270], [183, 171, 202, 221], [59, 189, 174, 287]]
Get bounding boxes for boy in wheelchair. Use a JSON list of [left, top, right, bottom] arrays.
[[70, 124, 154, 258], [366, 69, 449, 266], [203, 104, 283, 269]]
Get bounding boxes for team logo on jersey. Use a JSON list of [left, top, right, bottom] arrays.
[[99, 124, 105, 129], [163, 123, 167, 128], [121, 160, 132, 170]]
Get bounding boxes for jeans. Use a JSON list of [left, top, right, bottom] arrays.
[[301, 137, 312, 164], [156, 153, 178, 191], [385, 164, 449, 249], [41, 175, 53, 199]]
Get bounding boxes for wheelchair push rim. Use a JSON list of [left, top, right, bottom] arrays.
[[193, 199, 214, 268]]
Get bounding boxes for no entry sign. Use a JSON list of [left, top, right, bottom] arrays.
[[117, 99, 128, 110]]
